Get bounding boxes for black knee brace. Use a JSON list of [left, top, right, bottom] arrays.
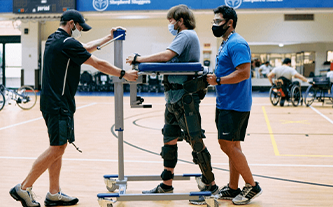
[[161, 169, 174, 181], [192, 148, 215, 184], [182, 94, 214, 184], [160, 144, 178, 168]]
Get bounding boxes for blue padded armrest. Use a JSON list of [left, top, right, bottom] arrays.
[[138, 62, 203, 73]]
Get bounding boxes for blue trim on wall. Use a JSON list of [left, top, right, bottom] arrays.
[[1, 0, 333, 13], [79, 0, 333, 12], [0, 0, 12, 13]]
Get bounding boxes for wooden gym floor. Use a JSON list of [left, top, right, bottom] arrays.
[[1, 94, 333, 207]]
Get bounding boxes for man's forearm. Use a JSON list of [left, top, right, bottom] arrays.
[[219, 69, 250, 84], [137, 50, 175, 63], [84, 34, 112, 53], [295, 74, 308, 82], [95, 59, 121, 77]]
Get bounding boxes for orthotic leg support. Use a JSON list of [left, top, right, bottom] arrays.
[[160, 144, 178, 168], [182, 94, 215, 184], [192, 148, 214, 184], [161, 169, 174, 181]]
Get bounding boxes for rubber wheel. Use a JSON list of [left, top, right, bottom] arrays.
[[304, 85, 316, 107], [291, 85, 302, 106], [269, 86, 281, 106], [16, 85, 37, 110], [0, 92, 5, 111]]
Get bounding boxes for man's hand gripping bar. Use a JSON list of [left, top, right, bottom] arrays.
[[96, 34, 124, 50]]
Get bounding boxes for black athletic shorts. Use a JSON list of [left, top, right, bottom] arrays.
[[215, 108, 250, 141], [42, 111, 74, 146]]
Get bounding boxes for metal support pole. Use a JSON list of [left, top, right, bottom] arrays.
[[113, 30, 126, 192]]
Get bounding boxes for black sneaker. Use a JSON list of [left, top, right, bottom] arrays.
[[189, 184, 219, 205], [232, 182, 262, 205], [142, 183, 174, 194], [44, 191, 78, 206], [216, 184, 241, 200]]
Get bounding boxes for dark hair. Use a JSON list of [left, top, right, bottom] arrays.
[[283, 58, 291, 65], [60, 20, 68, 26], [213, 5, 237, 29], [265, 61, 269, 64], [167, 4, 196, 29], [323, 61, 331, 65], [60, 20, 78, 27]]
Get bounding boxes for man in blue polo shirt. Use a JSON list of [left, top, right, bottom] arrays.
[[207, 5, 262, 205], [10, 9, 138, 207]]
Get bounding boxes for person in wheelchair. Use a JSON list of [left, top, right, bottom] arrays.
[[267, 58, 309, 106]]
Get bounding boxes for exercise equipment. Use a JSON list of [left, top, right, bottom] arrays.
[[97, 29, 218, 207]]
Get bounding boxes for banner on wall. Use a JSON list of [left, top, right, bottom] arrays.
[[0, 0, 333, 13]]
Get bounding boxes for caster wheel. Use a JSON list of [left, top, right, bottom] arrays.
[[106, 184, 117, 192]]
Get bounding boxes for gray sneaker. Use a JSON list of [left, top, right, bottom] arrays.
[[142, 184, 174, 194], [9, 184, 40, 207], [232, 182, 262, 205], [44, 190, 78, 206]]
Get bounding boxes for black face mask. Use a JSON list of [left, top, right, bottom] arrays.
[[212, 21, 229, 37]]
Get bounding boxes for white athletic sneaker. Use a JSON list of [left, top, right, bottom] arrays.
[[44, 190, 79, 206], [9, 183, 40, 207], [232, 182, 262, 205]]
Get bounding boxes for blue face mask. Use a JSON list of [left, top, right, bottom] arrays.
[[168, 22, 178, 36]]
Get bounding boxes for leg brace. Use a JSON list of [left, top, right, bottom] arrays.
[[182, 94, 215, 184]]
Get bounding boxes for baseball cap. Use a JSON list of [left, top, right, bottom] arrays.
[[61, 9, 91, 31]]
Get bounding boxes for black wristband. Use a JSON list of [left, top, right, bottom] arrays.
[[216, 77, 221, 85], [119, 70, 125, 79], [133, 53, 141, 64]]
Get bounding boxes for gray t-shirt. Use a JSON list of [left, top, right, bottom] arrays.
[[271, 65, 297, 80], [165, 29, 200, 103]]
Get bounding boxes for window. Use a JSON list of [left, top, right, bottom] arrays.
[[327, 51, 333, 62]]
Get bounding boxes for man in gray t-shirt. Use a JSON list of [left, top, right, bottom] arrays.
[[166, 29, 200, 103], [126, 4, 217, 204], [268, 58, 308, 85], [268, 58, 308, 106]]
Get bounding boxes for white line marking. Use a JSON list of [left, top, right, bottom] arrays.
[[0, 117, 43, 131], [0, 156, 332, 168], [77, 102, 97, 109], [310, 106, 333, 125], [0, 103, 97, 131]]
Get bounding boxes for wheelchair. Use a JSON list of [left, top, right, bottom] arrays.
[[269, 78, 303, 107], [304, 77, 333, 107], [94, 71, 113, 92], [78, 71, 96, 92]]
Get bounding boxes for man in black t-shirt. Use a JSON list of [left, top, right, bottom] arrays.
[[10, 9, 138, 207]]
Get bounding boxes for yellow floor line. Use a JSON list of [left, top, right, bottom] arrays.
[[262, 106, 280, 156], [262, 106, 333, 157]]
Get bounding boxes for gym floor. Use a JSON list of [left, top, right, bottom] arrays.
[[1, 93, 333, 207]]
